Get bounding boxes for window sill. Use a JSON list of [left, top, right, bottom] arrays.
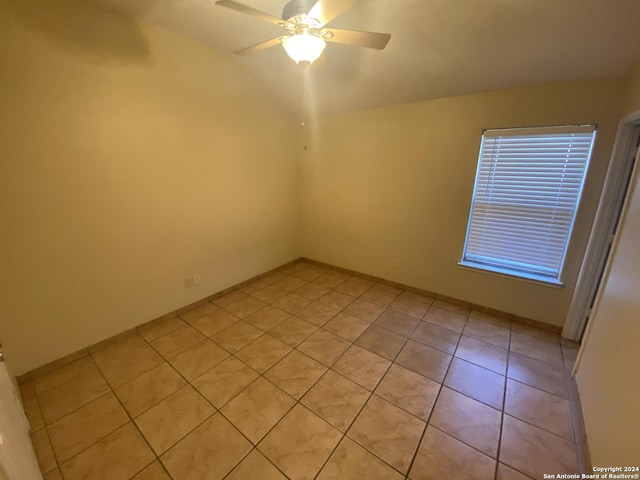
[[457, 261, 564, 288]]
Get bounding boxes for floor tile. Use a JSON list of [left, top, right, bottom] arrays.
[[507, 352, 569, 398], [273, 275, 309, 292], [135, 385, 215, 454], [178, 301, 221, 324], [396, 340, 452, 383], [463, 317, 510, 349], [192, 357, 259, 408], [34, 356, 97, 395], [348, 395, 425, 474], [44, 469, 63, 480], [226, 450, 287, 480], [455, 335, 508, 374], [23, 396, 44, 432], [355, 325, 406, 360], [225, 296, 267, 319], [297, 329, 351, 366], [244, 306, 290, 331], [317, 436, 403, 480], [221, 378, 295, 444], [19, 380, 36, 401], [269, 316, 318, 347], [265, 350, 327, 399], [138, 316, 187, 342], [388, 296, 429, 319], [211, 320, 263, 353], [374, 310, 420, 337], [301, 370, 370, 431], [272, 292, 311, 314], [150, 325, 206, 359], [295, 282, 330, 301], [313, 272, 349, 289], [561, 342, 580, 371], [409, 425, 495, 480], [31, 429, 57, 473], [48, 393, 128, 462], [469, 310, 511, 327], [431, 299, 470, 316], [169, 340, 229, 381], [399, 290, 434, 304], [251, 285, 290, 303], [115, 363, 186, 417], [500, 415, 578, 479], [317, 291, 356, 310], [444, 358, 505, 409], [511, 322, 560, 341], [423, 306, 468, 333], [39, 368, 110, 424], [161, 414, 251, 480], [332, 345, 390, 390], [60, 423, 154, 480], [342, 299, 385, 322], [430, 387, 501, 457], [131, 461, 171, 480], [235, 334, 292, 373], [359, 287, 399, 307], [505, 379, 574, 441], [411, 321, 461, 354], [496, 463, 535, 480], [295, 301, 340, 326], [375, 364, 440, 420], [212, 291, 250, 308], [259, 405, 342, 480], [323, 313, 371, 341], [334, 278, 370, 297], [239, 278, 274, 294], [510, 331, 563, 366], [182, 306, 240, 337]]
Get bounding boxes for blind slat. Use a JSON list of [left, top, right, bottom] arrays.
[[462, 125, 596, 281]]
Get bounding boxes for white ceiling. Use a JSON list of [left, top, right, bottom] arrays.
[[96, 0, 640, 113]]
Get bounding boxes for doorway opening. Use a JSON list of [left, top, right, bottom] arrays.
[[563, 112, 640, 342]]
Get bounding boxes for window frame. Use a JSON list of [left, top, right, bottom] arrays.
[[459, 124, 597, 286]]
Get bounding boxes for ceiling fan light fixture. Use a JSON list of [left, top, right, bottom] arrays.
[[282, 32, 326, 65]]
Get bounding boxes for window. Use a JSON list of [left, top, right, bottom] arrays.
[[460, 125, 597, 285]]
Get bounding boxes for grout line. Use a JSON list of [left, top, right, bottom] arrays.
[[402, 308, 469, 479], [31, 262, 573, 480], [494, 320, 513, 480]]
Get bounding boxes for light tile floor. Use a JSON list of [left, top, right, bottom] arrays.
[[20, 261, 583, 480]]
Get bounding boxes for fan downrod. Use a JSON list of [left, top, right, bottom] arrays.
[[281, 0, 315, 21]]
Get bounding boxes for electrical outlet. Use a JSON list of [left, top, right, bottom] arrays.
[[193, 273, 200, 285], [185, 277, 194, 288], [393, 259, 402, 269]]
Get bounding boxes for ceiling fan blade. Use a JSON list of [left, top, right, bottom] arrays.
[[215, 0, 283, 26], [324, 28, 391, 50], [234, 36, 286, 56], [307, 0, 355, 27]]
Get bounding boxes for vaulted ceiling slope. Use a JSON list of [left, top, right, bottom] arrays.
[[96, 0, 640, 113]]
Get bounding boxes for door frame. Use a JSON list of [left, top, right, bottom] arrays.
[[563, 110, 640, 341]]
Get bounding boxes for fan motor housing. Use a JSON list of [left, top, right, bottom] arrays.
[[282, 0, 315, 20]]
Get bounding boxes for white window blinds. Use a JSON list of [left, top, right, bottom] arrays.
[[460, 125, 596, 284]]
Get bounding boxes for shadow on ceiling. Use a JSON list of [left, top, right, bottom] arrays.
[[9, 0, 154, 64]]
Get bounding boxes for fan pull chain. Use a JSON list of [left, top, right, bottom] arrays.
[[301, 65, 306, 129]]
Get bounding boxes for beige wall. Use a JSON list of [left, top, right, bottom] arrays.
[[0, 0, 300, 375], [575, 67, 640, 466], [300, 78, 627, 326], [624, 63, 640, 113]]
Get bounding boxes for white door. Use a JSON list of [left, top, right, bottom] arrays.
[[0, 354, 43, 480]]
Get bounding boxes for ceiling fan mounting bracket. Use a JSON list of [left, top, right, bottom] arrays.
[[281, 0, 316, 21]]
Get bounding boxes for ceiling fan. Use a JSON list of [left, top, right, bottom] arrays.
[[215, 0, 391, 65]]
